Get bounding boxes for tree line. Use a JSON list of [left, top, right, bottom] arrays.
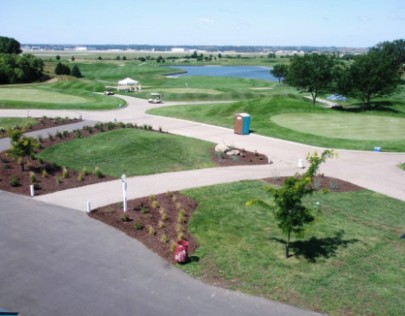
[[0, 36, 45, 84], [271, 39, 405, 109]]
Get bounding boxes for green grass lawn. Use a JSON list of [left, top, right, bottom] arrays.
[[181, 181, 405, 316], [0, 83, 123, 110], [271, 113, 405, 141], [0, 117, 38, 129], [148, 94, 405, 152], [37, 128, 216, 177]]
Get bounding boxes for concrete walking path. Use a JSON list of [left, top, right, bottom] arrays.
[[1, 94, 404, 209]]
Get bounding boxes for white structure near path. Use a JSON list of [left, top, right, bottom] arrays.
[[117, 77, 141, 92]]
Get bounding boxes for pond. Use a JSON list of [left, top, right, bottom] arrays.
[[165, 65, 277, 82]]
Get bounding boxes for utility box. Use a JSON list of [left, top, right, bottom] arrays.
[[234, 113, 250, 135]]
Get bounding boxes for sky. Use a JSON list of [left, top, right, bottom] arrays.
[[0, 0, 404, 47]]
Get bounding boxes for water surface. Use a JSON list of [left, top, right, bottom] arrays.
[[166, 65, 277, 81]]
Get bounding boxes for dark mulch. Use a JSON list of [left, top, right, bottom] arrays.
[[264, 176, 365, 193], [89, 191, 198, 264]]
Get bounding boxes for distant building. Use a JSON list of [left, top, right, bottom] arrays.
[[171, 48, 185, 53], [75, 46, 87, 51]]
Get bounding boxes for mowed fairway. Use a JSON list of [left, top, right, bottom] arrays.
[[0, 86, 122, 110], [0, 87, 88, 103], [271, 113, 405, 141], [37, 128, 216, 177]]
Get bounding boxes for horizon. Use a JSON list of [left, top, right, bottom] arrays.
[[1, 0, 404, 48]]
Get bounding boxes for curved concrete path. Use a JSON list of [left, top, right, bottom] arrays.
[[1, 94, 403, 208]]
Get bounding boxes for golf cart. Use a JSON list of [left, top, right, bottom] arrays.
[[148, 92, 162, 104]]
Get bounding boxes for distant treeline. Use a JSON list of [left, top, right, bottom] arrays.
[[23, 44, 367, 54]]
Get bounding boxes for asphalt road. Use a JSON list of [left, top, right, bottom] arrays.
[[0, 190, 321, 316]]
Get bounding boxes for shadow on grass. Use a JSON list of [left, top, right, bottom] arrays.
[[271, 230, 358, 263]]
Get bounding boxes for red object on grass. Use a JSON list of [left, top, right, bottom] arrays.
[[174, 240, 189, 263]]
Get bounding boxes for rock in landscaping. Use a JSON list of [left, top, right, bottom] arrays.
[[226, 149, 240, 156], [215, 143, 230, 153]]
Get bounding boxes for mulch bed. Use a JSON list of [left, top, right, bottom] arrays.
[[89, 191, 199, 264], [264, 175, 364, 193]]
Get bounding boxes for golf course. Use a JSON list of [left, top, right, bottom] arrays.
[[0, 52, 404, 316]]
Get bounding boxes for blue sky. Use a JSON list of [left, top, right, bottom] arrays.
[[1, 0, 404, 47]]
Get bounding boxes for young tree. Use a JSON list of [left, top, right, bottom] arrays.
[[271, 63, 289, 83], [285, 54, 337, 104], [54, 62, 71, 75], [247, 150, 336, 258], [7, 129, 39, 171], [71, 65, 82, 78]]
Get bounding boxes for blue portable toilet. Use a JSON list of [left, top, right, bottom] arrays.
[[234, 113, 250, 135]]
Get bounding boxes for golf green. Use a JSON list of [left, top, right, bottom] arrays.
[[271, 113, 405, 141]]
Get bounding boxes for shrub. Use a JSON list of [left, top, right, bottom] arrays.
[[120, 213, 130, 222], [80, 167, 88, 176], [63, 130, 69, 138], [94, 166, 104, 178], [133, 221, 143, 230], [160, 234, 169, 243], [9, 176, 20, 187], [55, 175, 63, 184], [149, 194, 156, 202], [62, 167, 69, 179], [107, 122, 116, 130], [170, 241, 177, 253], [148, 225, 156, 236], [177, 232, 185, 241], [177, 213, 186, 224], [74, 129, 82, 139], [56, 131, 63, 139], [140, 205, 149, 214], [41, 169, 49, 178], [29, 171, 37, 184], [77, 173, 84, 181], [48, 133, 54, 141], [176, 223, 183, 233], [158, 220, 165, 228], [160, 211, 168, 221], [151, 200, 160, 209]]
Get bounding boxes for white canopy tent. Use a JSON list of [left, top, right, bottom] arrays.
[[117, 77, 141, 92]]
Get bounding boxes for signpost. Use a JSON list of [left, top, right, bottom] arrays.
[[121, 174, 127, 212]]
